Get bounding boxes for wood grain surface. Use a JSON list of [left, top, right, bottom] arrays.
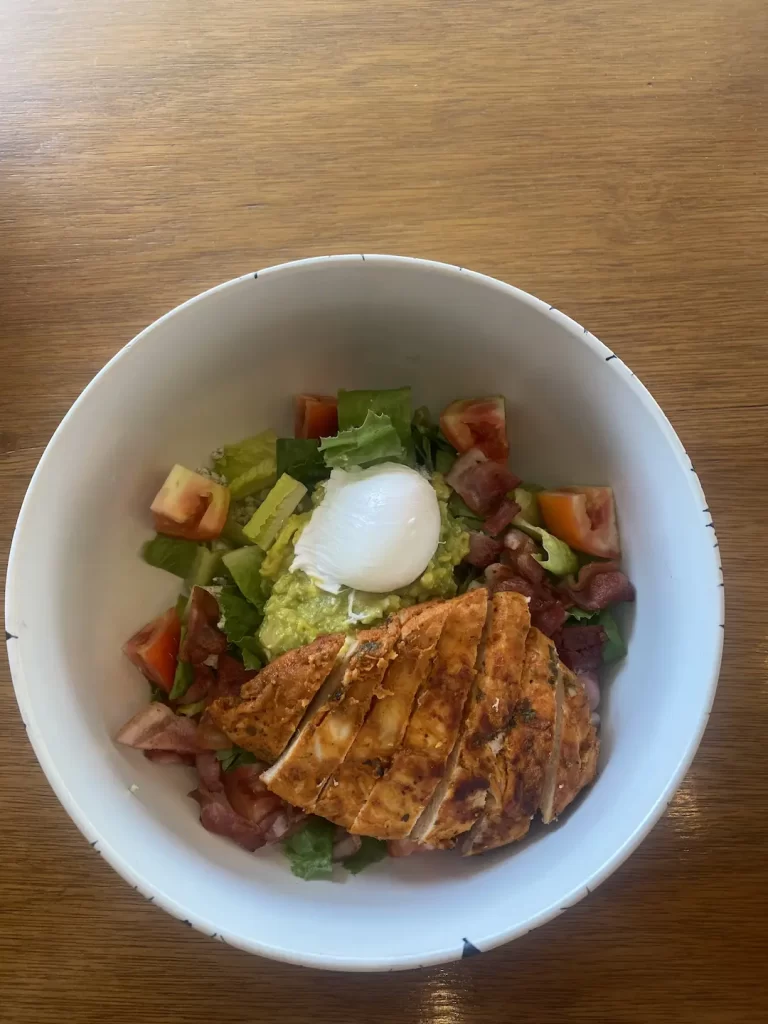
[[1, 0, 767, 1020]]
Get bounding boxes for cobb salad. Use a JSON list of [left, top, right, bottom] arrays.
[[117, 388, 635, 879]]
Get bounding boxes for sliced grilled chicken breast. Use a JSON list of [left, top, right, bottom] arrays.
[[352, 588, 488, 840], [261, 623, 399, 811], [314, 601, 451, 829], [549, 667, 600, 819], [207, 632, 345, 762], [461, 626, 559, 856], [411, 591, 531, 847]]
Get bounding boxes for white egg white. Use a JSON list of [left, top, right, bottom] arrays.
[[291, 462, 441, 594]]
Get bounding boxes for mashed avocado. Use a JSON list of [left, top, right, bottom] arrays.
[[258, 489, 469, 659]]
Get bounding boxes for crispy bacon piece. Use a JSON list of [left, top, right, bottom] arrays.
[[466, 531, 504, 568], [554, 625, 607, 673], [561, 561, 636, 611], [181, 587, 228, 665], [446, 449, 520, 516], [116, 703, 200, 754]]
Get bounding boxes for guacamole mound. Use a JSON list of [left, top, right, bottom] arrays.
[[258, 497, 469, 659]]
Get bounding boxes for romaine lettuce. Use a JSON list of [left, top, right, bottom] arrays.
[[212, 430, 277, 485], [599, 609, 626, 662], [337, 387, 412, 448], [319, 410, 405, 470], [142, 534, 200, 578], [222, 546, 268, 608], [276, 438, 329, 488]]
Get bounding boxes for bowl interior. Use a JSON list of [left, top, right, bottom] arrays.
[[6, 256, 722, 970]]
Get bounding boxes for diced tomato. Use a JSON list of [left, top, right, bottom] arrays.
[[123, 608, 181, 693], [223, 765, 281, 824], [440, 396, 509, 461], [537, 486, 620, 559], [150, 464, 230, 541], [294, 394, 338, 440]]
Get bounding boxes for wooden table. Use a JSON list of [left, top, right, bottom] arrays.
[[2, 1, 766, 1020]]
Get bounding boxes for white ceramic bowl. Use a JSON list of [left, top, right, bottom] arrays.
[[5, 255, 723, 971]]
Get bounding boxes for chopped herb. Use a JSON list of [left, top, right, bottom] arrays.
[[283, 817, 335, 880]]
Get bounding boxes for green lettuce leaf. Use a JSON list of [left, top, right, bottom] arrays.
[[343, 837, 388, 874], [598, 609, 626, 662], [448, 491, 483, 529], [337, 387, 412, 448], [511, 487, 541, 527], [169, 634, 193, 701], [319, 410, 406, 470], [276, 438, 330, 488], [236, 636, 264, 670], [516, 520, 578, 576], [142, 534, 201, 578], [283, 817, 335, 881], [177, 698, 207, 717], [566, 606, 597, 623], [411, 407, 457, 475], [212, 430, 277, 485], [222, 546, 268, 608], [215, 588, 262, 643], [259, 513, 311, 582], [215, 746, 258, 772]]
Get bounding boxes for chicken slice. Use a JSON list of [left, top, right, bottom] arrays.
[[261, 623, 399, 811], [411, 591, 531, 847], [351, 588, 488, 840], [314, 601, 452, 829], [461, 626, 559, 855], [548, 667, 600, 820], [207, 633, 345, 763]]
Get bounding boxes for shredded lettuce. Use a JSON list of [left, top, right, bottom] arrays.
[[516, 520, 578, 576], [212, 430, 277, 486], [319, 410, 405, 470], [343, 837, 388, 874], [283, 817, 335, 881], [142, 534, 201, 578], [276, 438, 330, 488], [337, 387, 412, 449]]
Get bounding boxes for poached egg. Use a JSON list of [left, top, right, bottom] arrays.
[[291, 462, 441, 594]]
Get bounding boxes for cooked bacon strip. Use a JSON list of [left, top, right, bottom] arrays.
[[190, 754, 300, 852], [484, 499, 521, 537], [182, 664, 215, 705], [116, 703, 201, 753], [143, 750, 196, 765], [466, 531, 504, 568], [446, 448, 520, 516], [181, 587, 228, 665], [555, 625, 607, 673], [561, 561, 636, 610], [485, 563, 568, 639]]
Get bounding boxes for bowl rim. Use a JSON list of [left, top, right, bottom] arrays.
[[5, 253, 724, 971]]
